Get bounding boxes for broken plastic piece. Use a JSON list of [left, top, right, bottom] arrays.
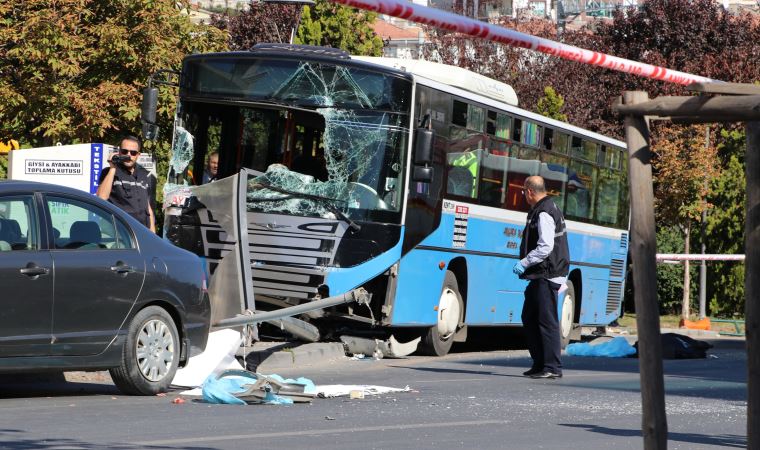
[[202, 369, 316, 405], [340, 334, 421, 358]]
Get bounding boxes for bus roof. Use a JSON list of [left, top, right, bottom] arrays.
[[352, 56, 519, 107], [352, 56, 626, 149]]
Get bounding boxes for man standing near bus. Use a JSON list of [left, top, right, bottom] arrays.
[[513, 175, 569, 379], [96, 135, 156, 233]]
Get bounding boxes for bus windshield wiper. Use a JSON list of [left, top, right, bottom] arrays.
[[249, 182, 361, 232]]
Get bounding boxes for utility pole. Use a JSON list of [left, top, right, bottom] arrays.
[[699, 126, 709, 320], [621, 91, 668, 450]]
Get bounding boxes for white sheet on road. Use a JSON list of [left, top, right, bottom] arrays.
[[316, 385, 412, 398], [171, 329, 244, 388]]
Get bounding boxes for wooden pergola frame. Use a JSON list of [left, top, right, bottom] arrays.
[[613, 83, 760, 450]]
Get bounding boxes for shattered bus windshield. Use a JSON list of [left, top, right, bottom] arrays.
[[169, 57, 412, 223]]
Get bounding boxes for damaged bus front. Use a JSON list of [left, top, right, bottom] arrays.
[[154, 45, 425, 353]]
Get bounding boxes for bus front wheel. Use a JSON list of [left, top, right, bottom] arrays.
[[560, 281, 576, 349], [419, 270, 463, 356]]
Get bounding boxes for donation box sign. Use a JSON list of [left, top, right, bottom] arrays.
[[9, 144, 112, 194]]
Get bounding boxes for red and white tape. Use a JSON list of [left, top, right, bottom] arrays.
[[656, 254, 745, 262], [332, 0, 717, 85]]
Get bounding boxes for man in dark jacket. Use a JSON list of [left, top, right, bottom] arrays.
[[513, 175, 570, 379], [96, 135, 155, 232]]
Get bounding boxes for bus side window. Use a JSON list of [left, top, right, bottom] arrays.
[[446, 126, 483, 199], [554, 132, 570, 154], [543, 128, 554, 151], [595, 154, 629, 227], [504, 144, 539, 212], [565, 160, 598, 221], [522, 121, 541, 147], [452, 100, 468, 127], [541, 153, 569, 212], [512, 118, 522, 142], [479, 139, 509, 207]]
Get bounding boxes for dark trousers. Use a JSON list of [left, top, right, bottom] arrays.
[[521, 278, 562, 374]]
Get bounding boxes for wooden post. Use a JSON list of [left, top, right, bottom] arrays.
[[622, 91, 668, 450], [746, 121, 760, 448]]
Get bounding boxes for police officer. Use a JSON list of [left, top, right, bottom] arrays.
[[96, 135, 155, 232], [513, 175, 569, 379]]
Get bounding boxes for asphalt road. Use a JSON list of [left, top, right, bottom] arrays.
[[0, 337, 747, 450]]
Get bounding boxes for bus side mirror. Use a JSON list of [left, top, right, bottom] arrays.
[[141, 87, 158, 141], [412, 166, 433, 182], [414, 127, 433, 165], [412, 126, 434, 183]]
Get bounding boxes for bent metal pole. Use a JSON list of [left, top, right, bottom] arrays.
[[331, 0, 717, 86], [212, 288, 371, 330]]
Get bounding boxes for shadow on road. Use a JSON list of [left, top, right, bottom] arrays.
[[560, 423, 745, 448], [0, 429, 218, 450], [0, 373, 119, 398]]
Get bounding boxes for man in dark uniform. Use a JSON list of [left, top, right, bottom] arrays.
[[513, 175, 570, 379], [96, 135, 155, 232]]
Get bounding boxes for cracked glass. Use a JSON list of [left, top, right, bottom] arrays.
[[168, 57, 412, 223]]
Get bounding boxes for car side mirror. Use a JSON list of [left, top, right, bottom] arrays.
[[141, 87, 158, 141]]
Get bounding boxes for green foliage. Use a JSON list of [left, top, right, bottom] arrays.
[[535, 87, 567, 122], [704, 129, 746, 317], [656, 226, 697, 315], [0, 0, 228, 228], [295, 0, 383, 56]]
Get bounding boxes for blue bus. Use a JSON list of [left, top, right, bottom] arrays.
[[157, 44, 629, 356]]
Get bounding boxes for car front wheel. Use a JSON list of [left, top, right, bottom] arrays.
[[110, 306, 180, 395]]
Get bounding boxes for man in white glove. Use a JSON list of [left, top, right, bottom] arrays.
[[513, 176, 569, 379]]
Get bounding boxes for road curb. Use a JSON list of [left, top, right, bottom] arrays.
[[243, 342, 347, 373]]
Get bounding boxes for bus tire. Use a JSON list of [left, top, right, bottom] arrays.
[[560, 281, 576, 349], [419, 270, 463, 357]]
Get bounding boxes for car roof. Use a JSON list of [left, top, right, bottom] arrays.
[[0, 180, 96, 197]]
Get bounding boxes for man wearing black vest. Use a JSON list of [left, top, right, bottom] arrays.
[[513, 176, 570, 379], [96, 135, 156, 233]]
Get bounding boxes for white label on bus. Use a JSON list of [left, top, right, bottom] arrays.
[[452, 205, 469, 248]]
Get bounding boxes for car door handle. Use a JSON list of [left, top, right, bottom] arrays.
[[110, 264, 135, 274], [19, 266, 50, 277]]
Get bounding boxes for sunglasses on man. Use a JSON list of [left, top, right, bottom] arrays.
[[119, 148, 139, 156]]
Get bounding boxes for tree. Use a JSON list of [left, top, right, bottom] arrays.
[[423, 17, 558, 91], [530, 0, 760, 138], [651, 124, 719, 320], [210, 2, 302, 49], [704, 129, 746, 317], [0, 0, 228, 148], [212, 0, 383, 56], [535, 86, 567, 122], [295, 0, 383, 56]]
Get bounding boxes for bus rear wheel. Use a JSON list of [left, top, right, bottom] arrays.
[[419, 270, 463, 357], [560, 281, 576, 349]]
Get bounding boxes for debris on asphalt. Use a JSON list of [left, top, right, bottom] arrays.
[[202, 369, 316, 405], [171, 397, 186, 404], [341, 335, 421, 359], [349, 390, 365, 399], [325, 416, 336, 420]]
